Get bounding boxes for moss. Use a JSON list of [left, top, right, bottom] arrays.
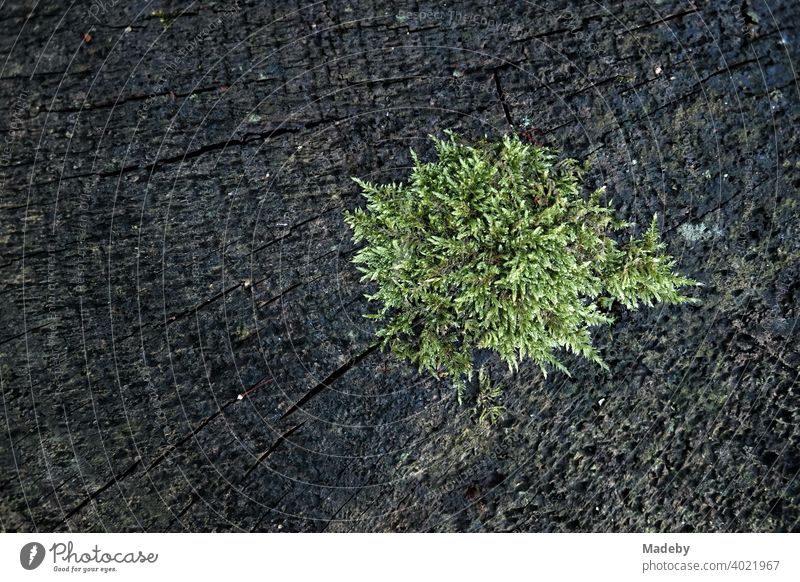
[[474, 369, 505, 425], [151, 9, 180, 28], [345, 132, 700, 396]]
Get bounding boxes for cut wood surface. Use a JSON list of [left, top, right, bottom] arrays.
[[1, 0, 799, 532]]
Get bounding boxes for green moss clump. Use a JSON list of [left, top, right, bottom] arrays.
[[344, 131, 700, 397]]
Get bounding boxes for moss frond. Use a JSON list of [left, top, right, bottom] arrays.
[[344, 132, 700, 393]]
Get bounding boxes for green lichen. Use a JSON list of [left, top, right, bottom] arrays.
[[678, 222, 722, 242]]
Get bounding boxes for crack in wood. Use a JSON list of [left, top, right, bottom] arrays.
[[280, 343, 380, 419], [61, 456, 142, 523], [492, 69, 514, 127], [241, 422, 306, 482], [628, 7, 701, 32]]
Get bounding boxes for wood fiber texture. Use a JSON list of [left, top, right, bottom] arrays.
[[1, 0, 799, 532]]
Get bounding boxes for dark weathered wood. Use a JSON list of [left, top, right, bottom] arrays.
[[1, 0, 799, 532]]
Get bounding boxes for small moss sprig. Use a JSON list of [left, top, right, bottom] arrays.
[[344, 131, 700, 397], [473, 366, 505, 427]]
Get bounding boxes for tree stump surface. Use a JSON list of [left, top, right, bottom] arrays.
[[1, 0, 799, 532]]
